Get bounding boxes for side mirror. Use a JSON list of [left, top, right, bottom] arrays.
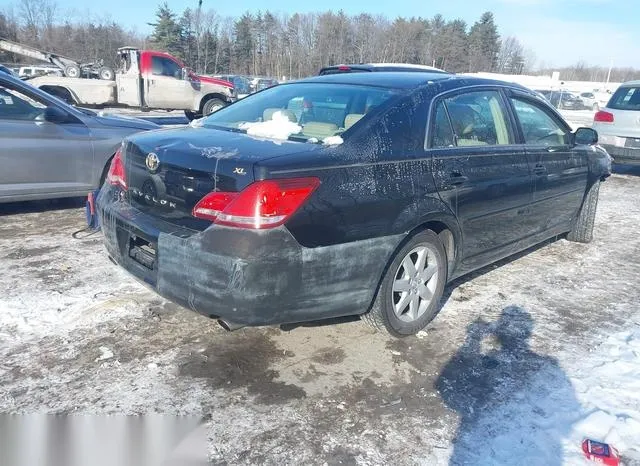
[[43, 106, 70, 124], [182, 68, 191, 81], [574, 127, 598, 146]]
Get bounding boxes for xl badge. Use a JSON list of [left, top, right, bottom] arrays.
[[233, 167, 246, 175], [145, 152, 160, 173]]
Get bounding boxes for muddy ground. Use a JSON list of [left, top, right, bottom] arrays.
[[1, 168, 639, 465]]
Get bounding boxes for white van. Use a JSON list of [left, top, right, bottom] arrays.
[[18, 66, 62, 78]]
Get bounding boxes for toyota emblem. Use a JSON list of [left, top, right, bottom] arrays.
[[145, 152, 160, 173]]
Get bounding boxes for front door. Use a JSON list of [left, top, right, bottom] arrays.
[[0, 81, 94, 200], [429, 89, 533, 273], [508, 94, 588, 235], [144, 55, 190, 110]]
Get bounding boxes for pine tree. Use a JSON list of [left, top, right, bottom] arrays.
[[148, 3, 183, 58], [467, 11, 500, 72]]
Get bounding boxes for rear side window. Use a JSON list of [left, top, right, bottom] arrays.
[[432, 102, 455, 148], [608, 87, 640, 111], [431, 90, 512, 147], [510, 97, 569, 146]]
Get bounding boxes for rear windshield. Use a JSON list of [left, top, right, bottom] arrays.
[[608, 86, 640, 111], [202, 82, 398, 142]]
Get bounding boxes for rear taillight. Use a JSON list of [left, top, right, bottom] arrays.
[[338, 65, 351, 71], [192, 177, 320, 229], [107, 148, 127, 190], [594, 110, 614, 123]]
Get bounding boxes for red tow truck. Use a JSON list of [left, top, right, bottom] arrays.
[[29, 47, 235, 119]]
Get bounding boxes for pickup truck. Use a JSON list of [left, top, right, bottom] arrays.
[[28, 47, 235, 119]]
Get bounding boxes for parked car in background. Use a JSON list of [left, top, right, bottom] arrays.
[[19, 65, 62, 78], [538, 91, 583, 110], [578, 91, 599, 111], [319, 63, 446, 75], [592, 81, 640, 164], [0, 72, 159, 203], [97, 72, 610, 337], [214, 74, 251, 99], [254, 77, 279, 92]]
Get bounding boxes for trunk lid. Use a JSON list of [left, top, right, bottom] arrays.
[[604, 107, 640, 138], [123, 126, 316, 230]]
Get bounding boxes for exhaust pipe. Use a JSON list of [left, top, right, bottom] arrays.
[[217, 319, 245, 332]]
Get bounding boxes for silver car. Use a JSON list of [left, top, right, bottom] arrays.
[[0, 73, 159, 203], [592, 80, 640, 165]]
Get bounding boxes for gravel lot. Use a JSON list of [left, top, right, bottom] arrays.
[[1, 168, 639, 465]]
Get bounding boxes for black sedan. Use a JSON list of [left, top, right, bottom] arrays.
[[97, 72, 611, 337]]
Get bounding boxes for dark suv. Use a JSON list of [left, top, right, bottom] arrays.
[[98, 72, 610, 337]]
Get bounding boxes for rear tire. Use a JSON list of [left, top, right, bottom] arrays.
[[202, 98, 225, 116], [567, 180, 600, 243], [363, 230, 447, 337]]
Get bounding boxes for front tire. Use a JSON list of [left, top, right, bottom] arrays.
[[567, 180, 600, 243], [363, 230, 447, 337], [202, 98, 225, 116]]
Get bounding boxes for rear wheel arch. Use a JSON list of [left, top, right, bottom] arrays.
[[39, 85, 77, 105], [365, 213, 460, 316], [392, 202, 462, 279]]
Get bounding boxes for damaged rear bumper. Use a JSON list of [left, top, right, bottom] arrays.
[[97, 187, 402, 327]]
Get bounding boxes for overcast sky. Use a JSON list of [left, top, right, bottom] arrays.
[[54, 0, 640, 68]]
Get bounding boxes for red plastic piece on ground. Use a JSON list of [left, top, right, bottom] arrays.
[[582, 439, 620, 466]]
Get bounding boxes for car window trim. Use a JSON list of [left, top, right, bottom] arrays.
[[507, 91, 573, 149], [425, 85, 519, 150]]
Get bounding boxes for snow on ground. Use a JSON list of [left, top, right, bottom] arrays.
[[1, 170, 639, 465]]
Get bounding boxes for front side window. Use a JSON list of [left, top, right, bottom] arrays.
[[202, 83, 398, 142], [151, 56, 182, 79], [433, 90, 512, 147], [510, 97, 569, 146], [0, 85, 47, 121]]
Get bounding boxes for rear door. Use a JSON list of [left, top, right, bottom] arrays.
[[507, 93, 588, 235], [429, 88, 533, 271], [0, 80, 94, 200]]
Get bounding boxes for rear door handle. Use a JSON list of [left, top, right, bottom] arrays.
[[448, 173, 468, 185]]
